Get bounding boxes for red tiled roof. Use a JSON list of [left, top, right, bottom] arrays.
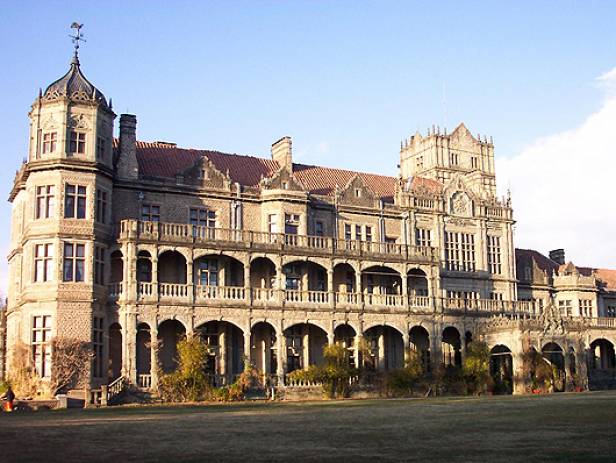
[[130, 140, 442, 199], [596, 269, 616, 290]]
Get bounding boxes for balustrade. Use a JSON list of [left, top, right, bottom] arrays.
[[159, 283, 189, 299], [120, 219, 437, 262]]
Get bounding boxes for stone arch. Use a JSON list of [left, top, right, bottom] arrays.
[[157, 319, 186, 374], [194, 320, 245, 385], [590, 339, 616, 370], [490, 345, 513, 395], [409, 325, 431, 372], [283, 322, 328, 372], [407, 268, 429, 297], [282, 260, 329, 291], [137, 250, 152, 282], [361, 265, 403, 305], [108, 322, 122, 381], [193, 253, 245, 287], [136, 322, 152, 383], [363, 324, 404, 370], [542, 342, 565, 392], [333, 262, 357, 294], [250, 257, 276, 290], [250, 321, 277, 378], [158, 250, 187, 284], [442, 326, 462, 367]]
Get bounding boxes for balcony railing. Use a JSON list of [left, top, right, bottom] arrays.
[[118, 220, 437, 262]]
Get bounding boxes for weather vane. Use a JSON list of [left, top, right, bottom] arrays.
[[69, 22, 86, 56]]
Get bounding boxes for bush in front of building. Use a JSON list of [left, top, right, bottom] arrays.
[[385, 349, 424, 397], [159, 337, 211, 402], [462, 341, 493, 395]]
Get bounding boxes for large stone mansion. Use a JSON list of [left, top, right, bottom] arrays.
[[3, 43, 616, 397]]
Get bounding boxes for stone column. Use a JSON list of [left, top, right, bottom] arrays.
[[512, 351, 526, 394], [564, 350, 574, 392], [378, 329, 385, 370], [244, 262, 251, 304], [219, 325, 227, 384], [150, 322, 159, 390], [403, 331, 410, 365], [276, 323, 285, 385], [244, 327, 252, 369], [151, 252, 159, 300], [431, 323, 442, 372], [355, 332, 363, 369], [275, 262, 283, 304], [302, 325, 310, 369], [127, 312, 137, 384], [327, 268, 334, 309], [401, 267, 409, 310], [186, 252, 194, 304]]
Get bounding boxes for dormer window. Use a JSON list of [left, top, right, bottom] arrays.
[[42, 132, 57, 154], [69, 131, 86, 154], [354, 188, 362, 198], [282, 181, 288, 190], [471, 156, 478, 169], [199, 169, 209, 180]]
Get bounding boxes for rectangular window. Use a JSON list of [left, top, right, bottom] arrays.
[[34, 243, 54, 282], [141, 204, 160, 222], [558, 300, 573, 317], [69, 131, 86, 154], [36, 185, 55, 219], [95, 189, 107, 224], [315, 221, 324, 237], [32, 315, 52, 378], [63, 243, 85, 282], [64, 184, 87, 219], [344, 224, 352, 241], [92, 317, 104, 378], [365, 226, 373, 242], [284, 264, 301, 290], [447, 290, 479, 300], [416, 156, 423, 169], [355, 225, 362, 241], [449, 152, 459, 166], [445, 232, 475, 272], [490, 292, 503, 301], [607, 306, 616, 318], [487, 235, 502, 274], [284, 214, 300, 235], [415, 228, 432, 247], [189, 208, 216, 227], [471, 156, 479, 169], [268, 214, 278, 234], [96, 137, 106, 160], [579, 300, 592, 317], [42, 132, 57, 154], [94, 246, 105, 285], [197, 259, 218, 286]]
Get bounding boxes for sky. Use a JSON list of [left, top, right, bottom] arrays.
[[0, 1, 615, 293]]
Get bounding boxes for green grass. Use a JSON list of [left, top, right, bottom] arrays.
[[1, 392, 616, 462]]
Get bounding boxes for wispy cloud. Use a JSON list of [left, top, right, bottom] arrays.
[[497, 66, 616, 268]]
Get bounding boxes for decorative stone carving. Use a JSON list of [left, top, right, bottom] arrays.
[[451, 191, 471, 216], [68, 113, 90, 129]]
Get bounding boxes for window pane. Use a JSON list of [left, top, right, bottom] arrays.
[[75, 260, 84, 281], [76, 244, 85, 257]]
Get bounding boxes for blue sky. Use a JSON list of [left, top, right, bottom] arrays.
[[1, 1, 615, 291]]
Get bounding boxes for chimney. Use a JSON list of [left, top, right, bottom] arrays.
[[117, 114, 138, 179], [272, 136, 292, 172], [549, 249, 565, 265]]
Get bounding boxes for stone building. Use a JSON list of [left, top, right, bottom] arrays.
[[4, 44, 616, 397]]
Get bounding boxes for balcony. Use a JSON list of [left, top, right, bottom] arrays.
[[117, 220, 438, 263]]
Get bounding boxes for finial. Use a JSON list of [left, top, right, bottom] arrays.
[[69, 22, 86, 63], [109, 98, 113, 110], [489, 135, 493, 144], [38, 88, 42, 99]]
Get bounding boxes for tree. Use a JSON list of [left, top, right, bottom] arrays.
[[462, 341, 493, 395], [50, 338, 93, 396]]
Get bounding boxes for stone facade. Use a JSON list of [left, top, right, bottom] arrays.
[[4, 49, 616, 395]]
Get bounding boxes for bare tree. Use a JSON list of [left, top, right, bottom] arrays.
[[50, 338, 93, 395]]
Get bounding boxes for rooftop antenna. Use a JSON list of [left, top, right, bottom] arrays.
[[69, 22, 86, 60]]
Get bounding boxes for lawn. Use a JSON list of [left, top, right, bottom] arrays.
[[0, 392, 615, 462]]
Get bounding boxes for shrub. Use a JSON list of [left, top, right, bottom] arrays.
[[462, 341, 493, 395], [523, 349, 554, 393], [9, 341, 43, 398], [386, 349, 424, 397], [159, 337, 210, 402]]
